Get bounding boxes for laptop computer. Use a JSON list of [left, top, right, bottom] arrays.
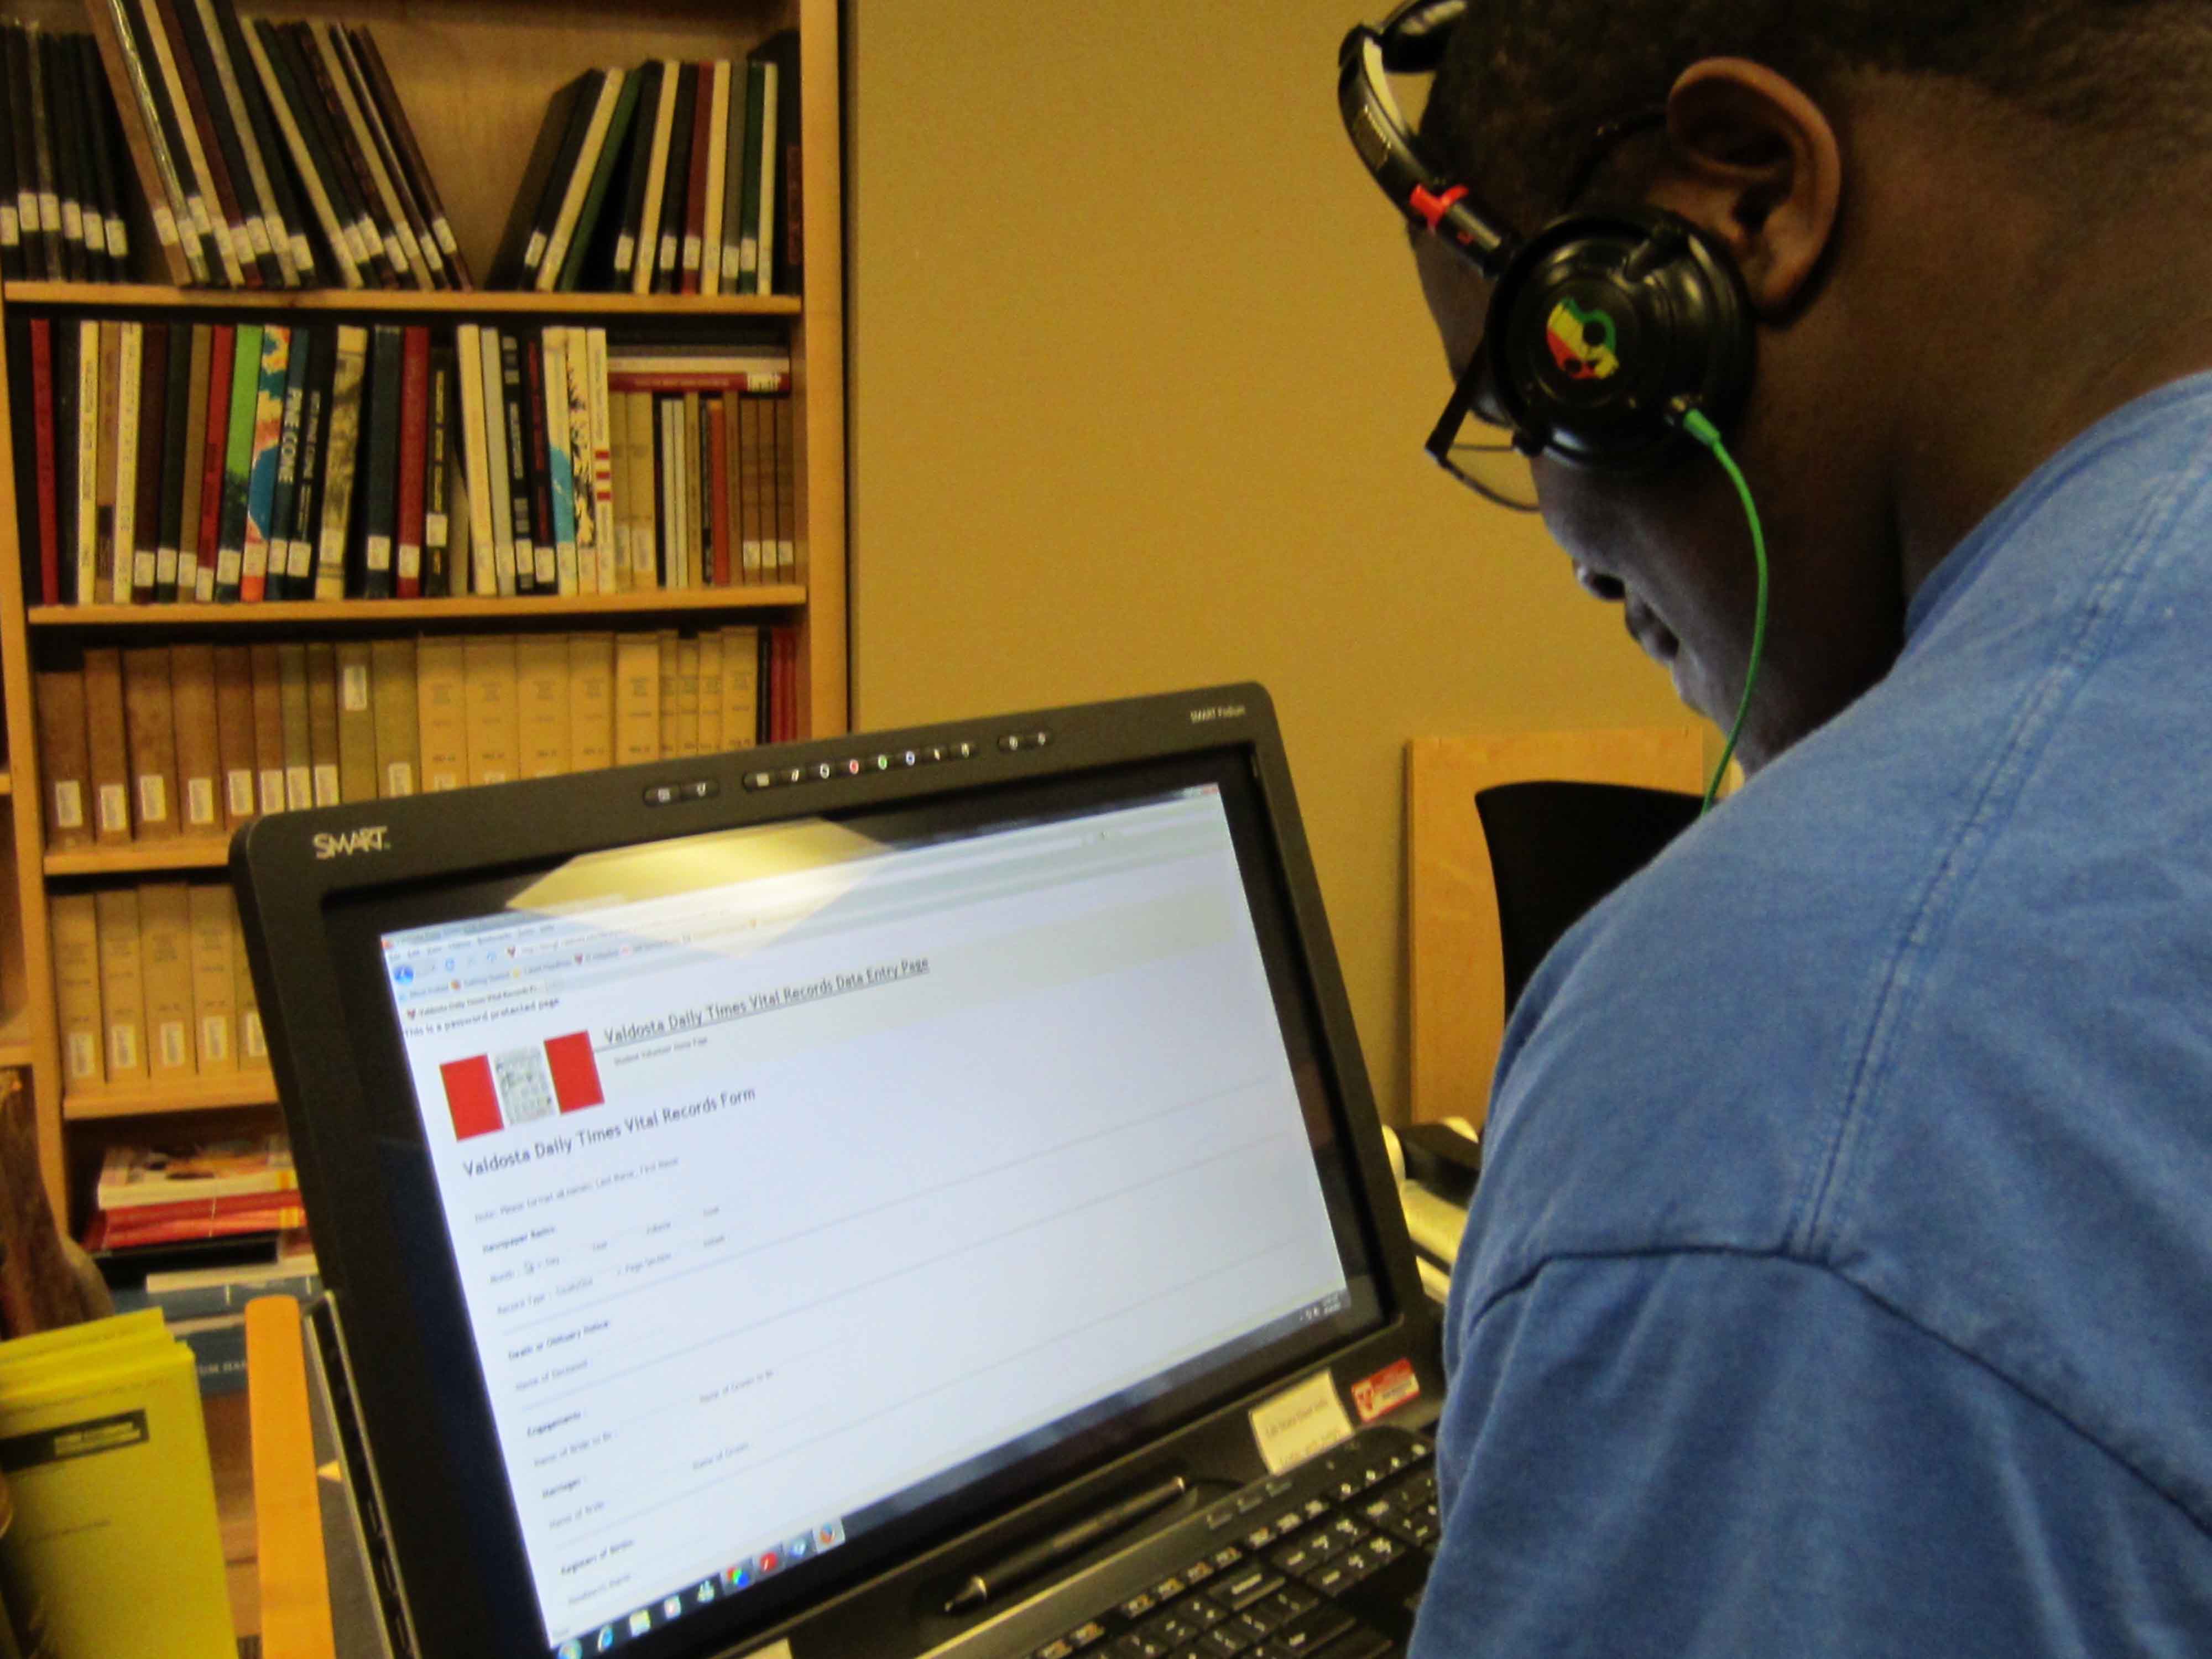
[[232, 682, 1446, 1659]]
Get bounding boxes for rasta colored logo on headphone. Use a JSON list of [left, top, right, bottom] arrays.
[[1545, 298, 1620, 381]]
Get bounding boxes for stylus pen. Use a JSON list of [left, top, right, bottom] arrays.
[[942, 1476, 1190, 1615]]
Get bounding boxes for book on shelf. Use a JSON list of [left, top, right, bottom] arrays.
[[1, 23, 135, 284], [77, 0, 459, 290], [6, 312, 804, 608], [482, 39, 800, 295], [49, 878, 267, 1091], [98, 1134, 293, 1209], [33, 621, 790, 848]]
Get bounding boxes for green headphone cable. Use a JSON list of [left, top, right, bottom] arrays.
[[1677, 405, 1768, 813]]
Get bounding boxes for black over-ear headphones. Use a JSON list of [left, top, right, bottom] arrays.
[[1339, 0, 1756, 475]]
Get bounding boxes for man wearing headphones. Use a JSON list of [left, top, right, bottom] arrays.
[[1342, 3, 2212, 1652]]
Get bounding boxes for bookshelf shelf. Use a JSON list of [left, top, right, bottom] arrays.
[[45, 837, 235, 878], [30, 587, 807, 628], [64, 1073, 279, 1120], [1, 282, 804, 319], [0, 1006, 32, 1069]]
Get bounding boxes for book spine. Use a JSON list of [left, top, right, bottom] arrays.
[[315, 324, 368, 599], [153, 320, 191, 601], [585, 328, 617, 594], [653, 61, 697, 295], [538, 330, 577, 595], [697, 61, 729, 297], [279, 21, 389, 284], [284, 325, 330, 599], [737, 59, 766, 295], [38, 31, 84, 281], [112, 320, 143, 603], [523, 333, 560, 591], [210, 0, 310, 282], [213, 322, 257, 599], [175, 324, 211, 601], [93, 0, 204, 283], [499, 331, 537, 593], [187, 0, 293, 285], [241, 16, 362, 287], [154, 0, 269, 285], [751, 58, 779, 294], [23, 25, 62, 279], [74, 320, 101, 604], [1, 28, 30, 279], [394, 325, 429, 597], [330, 25, 441, 288], [630, 58, 678, 296], [478, 326, 515, 596], [357, 323, 402, 598], [308, 22, 425, 286], [264, 322, 310, 599], [708, 395, 731, 587], [451, 324, 497, 596], [609, 60, 661, 293], [239, 322, 289, 600], [423, 343, 452, 596], [69, 37, 114, 278], [133, 0, 243, 284], [678, 60, 714, 295], [351, 27, 465, 284], [194, 324, 233, 601], [28, 320, 58, 606], [562, 326, 597, 594], [535, 69, 620, 294]]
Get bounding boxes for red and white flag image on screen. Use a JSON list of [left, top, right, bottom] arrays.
[[440, 1032, 607, 1141]]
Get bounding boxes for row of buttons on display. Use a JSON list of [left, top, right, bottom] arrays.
[[742, 730, 1052, 792]]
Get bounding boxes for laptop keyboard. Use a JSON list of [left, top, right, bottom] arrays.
[[1025, 1430, 1440, 1659]]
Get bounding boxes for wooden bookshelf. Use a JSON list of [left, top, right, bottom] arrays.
[[1, 281, 804, 317], [30, 587, 806, 626], [64, 1073, 279, 1120], [0, 0, 848, 1224]]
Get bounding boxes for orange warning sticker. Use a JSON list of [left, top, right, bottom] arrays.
[[1349, 1358, 1420, 1423]]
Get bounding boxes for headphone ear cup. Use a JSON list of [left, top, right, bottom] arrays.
[[1483, 208, 1754, 472]]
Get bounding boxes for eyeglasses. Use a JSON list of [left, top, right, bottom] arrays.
[[1419, 108, 1667, 513]]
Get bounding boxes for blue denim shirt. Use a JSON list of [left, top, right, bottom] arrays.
[[1412, 377, 2212, 1656]]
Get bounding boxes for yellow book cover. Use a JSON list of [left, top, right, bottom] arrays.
[[229, 897, 268, 1070], [630, 393, 660, 589], [93, 887, 148, 1083], [656, 630, 682, 757], [612, 632, 661, 765], [187, 884, 237, 1075], [414, 635, 468, 793], [335, 640, 380, 804], [372, 637, 422, 797], [567, 633, 615, 772], [462, 634, 521, 787], [696, 629, 723, 755], [0, 1310, 166, 1380], [168, 643, 224, 836], [0, 1332, 235, 1657], [723, 623, 760, 750], [305, 643, 343, 808], [138, 881, 197, 1081], [249, 643, 288, 818], [515, 633, 572, 779], [82, 646, 133, 846], [121, 643, 179, 841], [48, 893, 104, 1089], [277, 643, 313, 812], [674, 634, 701, 757]]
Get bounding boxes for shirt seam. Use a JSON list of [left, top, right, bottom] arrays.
[[1791, 429, 2211, 1256], [1457, 1243, 2212, 1547]]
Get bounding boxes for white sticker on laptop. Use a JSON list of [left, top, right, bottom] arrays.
[[1248, 1369, 1355, 1474]]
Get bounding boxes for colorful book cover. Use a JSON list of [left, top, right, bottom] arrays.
[[540, 328, 577, 594], [239, 322, 290, 603], [562, 324, 597, 594], [213, 321, 259, 602], [264, 321, 310, 601], [314, 324, 368, 600]]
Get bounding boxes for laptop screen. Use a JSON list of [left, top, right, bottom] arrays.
[[317, 746, 1389, 1657]]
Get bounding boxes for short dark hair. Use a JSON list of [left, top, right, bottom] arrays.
[[1417, 1, 2212, 221]]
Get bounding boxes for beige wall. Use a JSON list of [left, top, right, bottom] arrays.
[[846, 1, 1689, 1120]]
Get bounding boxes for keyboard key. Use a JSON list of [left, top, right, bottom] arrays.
[[1262, 1587, 1321, 1622], [1151, 1575, 1188, 1603], [1120, 1592, 1157, 1620], [1111, 1632, 1170, 1659], [1211, 1569, 1285, 1613], [1182, 1558, 1217, 1585], [1263, 1605, 1354, 1656], [1199, 1625, 1256, 1656], [1301, 1499, 1330, 1520], [1270, 1543, 1317, 1577], [1307, 1563, 1356, 1598], [1243, 1522, 1278, 1550], [1211, 1547, 1244, 1572], [1068, 1623, 1109, 1648]]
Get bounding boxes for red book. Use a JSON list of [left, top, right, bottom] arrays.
[[394, 325, 430, 598], [707, 397, 731, 586], [679, 59, 714, 295], [196, 326, 236, 585], [29, 321, 59, 607], [85, 1188, 309, 1249]]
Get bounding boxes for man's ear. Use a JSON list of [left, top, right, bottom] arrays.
[[1656, 59, 1843, 317]]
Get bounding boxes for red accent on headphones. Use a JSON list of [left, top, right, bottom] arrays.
[[1408, 182, 1468, 231]]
